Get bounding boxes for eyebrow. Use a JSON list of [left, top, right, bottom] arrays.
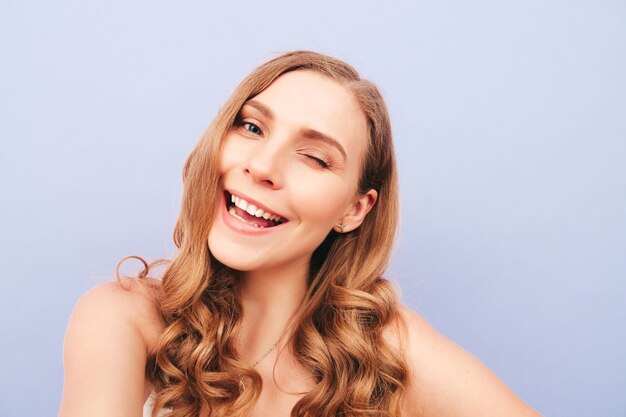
[[244, 99, 348, 161]]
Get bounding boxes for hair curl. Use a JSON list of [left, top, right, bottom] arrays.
[[129, 50, 408, 417]]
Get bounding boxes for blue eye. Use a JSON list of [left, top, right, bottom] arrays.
[[243, 122, 263, 136]]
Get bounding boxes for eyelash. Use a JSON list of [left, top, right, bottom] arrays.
[[307, 155, 330, 169], [234, 120, 332, 169], [241, 121, 263, 136]]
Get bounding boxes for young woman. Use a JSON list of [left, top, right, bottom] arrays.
[[59, 51, 542, 417]]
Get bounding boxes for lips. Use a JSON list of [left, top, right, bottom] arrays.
[[224, 190, 288, 228]]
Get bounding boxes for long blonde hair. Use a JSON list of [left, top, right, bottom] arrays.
[[136, 50, 407, 417]]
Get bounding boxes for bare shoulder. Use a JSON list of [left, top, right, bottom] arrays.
[[384, 305, 542, 417], [72, 278, 164, 350], [104, 278, 161, 340], [58, 278, 164, 417]]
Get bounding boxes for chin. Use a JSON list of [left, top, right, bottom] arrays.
[[206, 211, 321, 275], [207, 233, 265, 272], [211, 250, 259, 272]]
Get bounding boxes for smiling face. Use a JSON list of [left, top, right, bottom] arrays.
[[207, 70, 377, 273]]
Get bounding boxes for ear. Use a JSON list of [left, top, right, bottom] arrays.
[[333, 189, 378, 233]]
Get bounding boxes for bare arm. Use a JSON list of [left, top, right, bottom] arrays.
[[397, 306, 542, 417], [58, 279, 161, 417]]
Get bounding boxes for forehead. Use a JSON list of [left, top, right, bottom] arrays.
[[249, 70, 369, 164]]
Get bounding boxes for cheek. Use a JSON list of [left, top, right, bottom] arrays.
[[293, 180, 352, 227], [219, 137, 243, 174]]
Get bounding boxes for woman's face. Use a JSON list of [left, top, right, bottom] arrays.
[[208, 70, 375, 273]]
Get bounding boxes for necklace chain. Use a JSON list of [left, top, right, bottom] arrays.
[[250, 341, 279, 368], [239, 340, 280, 392]]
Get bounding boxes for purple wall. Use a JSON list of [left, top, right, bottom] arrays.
[[1, 1, 624, 416]]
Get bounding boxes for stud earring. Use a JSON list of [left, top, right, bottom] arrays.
[[337, 219, 346, 233]]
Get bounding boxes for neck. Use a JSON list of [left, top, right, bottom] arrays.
[[237, 258, 310, 363], [240, 258, 309, 319]]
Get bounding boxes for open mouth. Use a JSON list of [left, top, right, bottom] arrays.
[[224, 191, 287, 229]]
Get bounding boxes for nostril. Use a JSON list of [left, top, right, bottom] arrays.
[[243, 155, 282, 188], [246, 168, 276, 188]]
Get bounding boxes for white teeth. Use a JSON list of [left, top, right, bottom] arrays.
[[228, 207, 265, 228], [230, 192, 283, 222]]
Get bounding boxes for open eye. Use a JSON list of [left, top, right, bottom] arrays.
[[242, 122, 263, 136], [234, 117, 264, 137]]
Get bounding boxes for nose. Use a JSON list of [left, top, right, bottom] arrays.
[[243, 142, 285, 189]]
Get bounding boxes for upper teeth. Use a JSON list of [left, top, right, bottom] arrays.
[[231, 193, 283, 222]]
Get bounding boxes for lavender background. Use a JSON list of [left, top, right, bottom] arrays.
[[1, 1, 625, 416]]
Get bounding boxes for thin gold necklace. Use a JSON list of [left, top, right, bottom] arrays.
[[251, 341, 280, 367], [239, 340, 281, 392]]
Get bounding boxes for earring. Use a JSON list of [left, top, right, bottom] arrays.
[[337, 219, 346, 233]]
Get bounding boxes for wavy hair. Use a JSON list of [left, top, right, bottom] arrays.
[[131, 50, 408, 417]]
